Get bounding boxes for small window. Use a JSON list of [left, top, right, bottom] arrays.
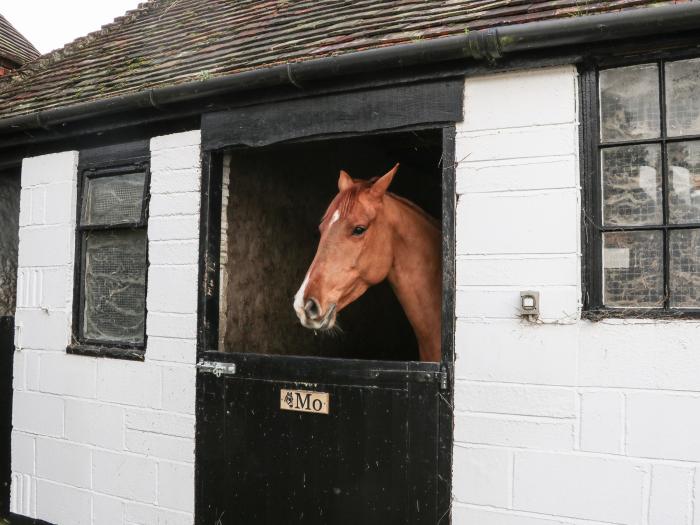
[[73, 165, 149, 353], [585, 57, 700, 314]]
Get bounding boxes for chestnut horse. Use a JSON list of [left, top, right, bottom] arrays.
[[293, 164, 441, 362]]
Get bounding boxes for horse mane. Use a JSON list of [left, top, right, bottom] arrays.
[[321, 178, 439, 230]]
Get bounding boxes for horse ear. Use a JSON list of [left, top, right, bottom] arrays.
[[370, 163, 399, 198], [338, 170, 353, 192]]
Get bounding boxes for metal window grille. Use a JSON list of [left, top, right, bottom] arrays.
[[584, 56, 700, 315], [76, 166, 149, 346]]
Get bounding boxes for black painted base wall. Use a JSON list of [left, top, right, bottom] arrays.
[[1, 317, 14, 519]]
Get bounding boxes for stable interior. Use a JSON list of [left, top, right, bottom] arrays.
[[0, 170, 20, 318], [218, 130, 443, 360]]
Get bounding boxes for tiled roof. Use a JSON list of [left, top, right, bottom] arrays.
[[0, 0, 690, 119], [0, 14, 39, 66]]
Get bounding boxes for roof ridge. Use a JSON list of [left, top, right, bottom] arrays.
[[0, 13, 40, 64], [3, 0, 166, 84]]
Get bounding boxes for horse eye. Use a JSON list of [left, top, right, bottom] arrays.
[[352, 226, 367, 236]]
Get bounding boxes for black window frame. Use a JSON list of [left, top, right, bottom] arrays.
[[68, 142, 151, 361], [582, 52, 700, 319]]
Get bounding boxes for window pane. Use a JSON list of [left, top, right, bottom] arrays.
[[82, 172, 146, 226], [666, 58, 700, 137], [668, 141, 700, 224], [603, 231, 664, 307], [600, 64, 660, 142], [602, 144, 662, 226], [83, 230, 147, 343], [670, 229, 700, 308]]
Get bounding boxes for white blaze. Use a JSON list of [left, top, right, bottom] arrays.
[[293, 272, 310, 316], [329, 209, 340, 226]]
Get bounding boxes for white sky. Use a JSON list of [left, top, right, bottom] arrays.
[[3, 1, 144, 54]]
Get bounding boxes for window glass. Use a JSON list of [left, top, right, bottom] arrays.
[[82, 230, 147, 343], [81, 172, 146, 226], [603, 231, 664, 308], [602, 144, 662, 226], [668, 141, 700, 224], [599, 64, 660, 142], [670, 229, 700, 308], [666, 58, 700, 137]]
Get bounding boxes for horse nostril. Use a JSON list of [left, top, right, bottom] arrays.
[[304, 298, 321, 320]]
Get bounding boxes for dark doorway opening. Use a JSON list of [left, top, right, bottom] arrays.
[[218, 130, 442, 361], [0, 169, 20, 517]]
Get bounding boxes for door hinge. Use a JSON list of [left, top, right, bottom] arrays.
[[196, 361, 236, 378]]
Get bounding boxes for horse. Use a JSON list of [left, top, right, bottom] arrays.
[[293, 164, 442, 362]]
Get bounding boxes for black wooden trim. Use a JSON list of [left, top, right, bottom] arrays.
[[70, 141, 152, 357], [4, 513, 54, 525], [201, 80, 464, 150], [437, 125, 456, 523], [0, 317, 14, 519], [66, 343, 145, 361]]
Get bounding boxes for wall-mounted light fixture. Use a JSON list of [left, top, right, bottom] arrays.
[[520, 291, 540, 322]]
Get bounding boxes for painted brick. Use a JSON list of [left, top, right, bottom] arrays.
[[65, 399, 125, 450], [457, 256, 579, 287], [456, 190, 579, 255], [146, 265, 198, 314], [21, 151, 79, 187], [456, 124, 577, 163], [43, 181, 76, 225], [12, 392, 63, 437], [455, 286, 580, 321], [459, 66, 577, 132], [126, 430, 194, 462], [627, 392, 700, 461], [148, 216, 200, 241], [92, 494, 125, 525], [648, 465, 693, 525], [11, 432, 34, 475], [151, 146, 201, 172], [146, 312, 197, 340], [579, 391, 625, 454], [454, 413, 573, 451], [150, 130, 201, 151], [13, 309, 69, 350], [146, 336, 196, 364], [148, 240, 199, 266], [93, 450, 157, 503], [13, 351, 25, 390], [36, 353, 97, 398], [125, 410, 195, 438], [455, 320, 578, 385], [26, 353, 40, 391], [96, 360, 162, 408], [39, 267, 69, 310], [29, 186, 45, 225], [125, 502, 192, 525], [452, 506, 575, 525], [456, 157, 578, 195], [455, 382, 576, 418], [149, 169, 201, 194], [513, 452, 647, 524], [579, 321, 700, 390], [10, 472, 33, 517], [35, 480, 91, 525], [17, 225, 73, 267], [149, 192, 200, 217], [452, 446, 511, 507], [36, 438, 91, 489], [158, 462, 195, 513], [162, 366, 196, 415]]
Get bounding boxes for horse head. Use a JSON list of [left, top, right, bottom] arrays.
[[293, 164, 399, 330]]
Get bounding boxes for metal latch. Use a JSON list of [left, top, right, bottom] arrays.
[[196, 361, 236, 378]]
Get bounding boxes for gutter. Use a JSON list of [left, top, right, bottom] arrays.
[[2, 2, 700, 136]]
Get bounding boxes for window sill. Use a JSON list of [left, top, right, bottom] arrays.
[[583, 308, 700, 321], [67, 343, 145, 361]]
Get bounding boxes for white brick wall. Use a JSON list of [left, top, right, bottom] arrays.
[[453, 66, 700, 524], [11, 130, 201, 524]]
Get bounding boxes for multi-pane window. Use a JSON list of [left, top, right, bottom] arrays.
[[75, 166, 149, 347], [589, 57, 700, 312]]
